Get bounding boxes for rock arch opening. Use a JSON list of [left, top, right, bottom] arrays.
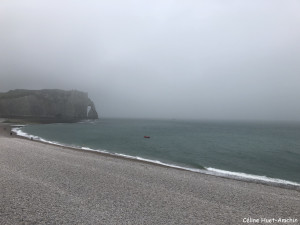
[[87, 106, 91, 118]]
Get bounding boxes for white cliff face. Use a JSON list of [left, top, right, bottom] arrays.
[[0, 89, 99, 122]]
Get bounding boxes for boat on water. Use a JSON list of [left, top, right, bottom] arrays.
[[144, 136, 150, 138]]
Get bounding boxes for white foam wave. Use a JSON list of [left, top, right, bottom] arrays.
[[114, 153, 208, 173], [80, 146, 109, 154], [12, 127, 35, 139], [12, 127, 64, 146], [77, 120, 97, 124], [206, 167, 300, 186]]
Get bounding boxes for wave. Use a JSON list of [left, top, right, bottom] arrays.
[[206, 168, 300, 187], [12, 127, 65, 147], [77, 119, 98, 124], [12, 127, 300, 188]]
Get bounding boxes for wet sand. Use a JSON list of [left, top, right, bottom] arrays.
[[0, 125, 299, 224]]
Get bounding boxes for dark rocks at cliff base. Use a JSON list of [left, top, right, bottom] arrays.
[[0, 89, 99, 122]]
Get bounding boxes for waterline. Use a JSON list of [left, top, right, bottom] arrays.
[[12, 126, 300, 189]]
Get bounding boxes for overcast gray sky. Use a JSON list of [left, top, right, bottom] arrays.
[[1, 0, 300, 121]]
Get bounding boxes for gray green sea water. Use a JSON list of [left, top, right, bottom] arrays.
[[15, 118, 300, 185]]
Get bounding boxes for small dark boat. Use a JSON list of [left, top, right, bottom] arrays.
[[144, 136, 150, 138]]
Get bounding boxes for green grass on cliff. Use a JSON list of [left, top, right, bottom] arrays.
[[0, 90, 34, 100]]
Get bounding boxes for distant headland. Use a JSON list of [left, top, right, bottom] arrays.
[[0, 89, 98, 123]]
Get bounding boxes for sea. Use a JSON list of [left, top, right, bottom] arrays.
[[13, 118, 300, 187]]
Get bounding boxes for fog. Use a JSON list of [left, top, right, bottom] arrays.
[[1, 0, 300, 121]]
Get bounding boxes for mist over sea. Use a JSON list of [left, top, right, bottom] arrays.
[[18, 118, 300, 184]]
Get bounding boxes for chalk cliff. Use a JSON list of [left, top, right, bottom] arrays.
[[0, 89, 98, 122]]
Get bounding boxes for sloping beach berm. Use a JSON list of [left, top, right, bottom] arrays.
[[0, 131, 299, 224]]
